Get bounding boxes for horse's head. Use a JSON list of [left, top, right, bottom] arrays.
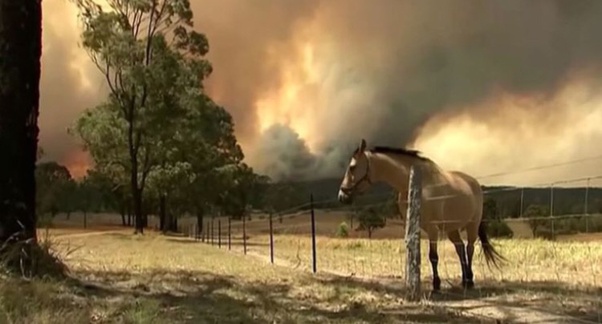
[[338, 138, 373, 204]]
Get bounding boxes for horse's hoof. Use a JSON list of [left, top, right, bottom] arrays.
[[462, 280, 475, 289]]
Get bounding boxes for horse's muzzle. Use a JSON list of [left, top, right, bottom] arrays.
[[337, 189, 353, 204]]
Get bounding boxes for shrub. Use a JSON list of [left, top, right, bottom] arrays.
[[336, 222, 349, 238], [357, 207, 385, 239], [488, 220, 513, 238]]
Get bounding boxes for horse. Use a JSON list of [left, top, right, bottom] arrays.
[[337, 138, 505, 291]]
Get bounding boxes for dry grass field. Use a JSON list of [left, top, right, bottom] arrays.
[[1, 211, 600, 323], [0, 230, 493, 324], [182, 233, 602, 323]]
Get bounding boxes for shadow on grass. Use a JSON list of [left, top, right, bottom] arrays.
[[66, 268, 486, 323], [315, 275, 602, 323]]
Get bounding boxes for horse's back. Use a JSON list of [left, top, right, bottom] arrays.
[[426, 170, 483, 232], [447, 171, 483, 199]]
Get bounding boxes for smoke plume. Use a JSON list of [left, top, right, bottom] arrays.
[[41, 0, 602, 186]]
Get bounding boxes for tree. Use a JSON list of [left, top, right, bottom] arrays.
[[35, 162, 75, 222], [483, 197, 499, 220], [85, 168, 121, 213], [71, 0, 212, 234], [145, 161, 194, 232], [58, 180, 78, 219], [482, 197, 513, 238], [219, 164, 265, 220], [524, 204, 550, 238], [74, 176, 99, 228], [262, 181, 296, 215], [357, 206, 386, 239], [0, 0, 42, 245], [382, 192, 399, 221], [141, 87, 246, 233]]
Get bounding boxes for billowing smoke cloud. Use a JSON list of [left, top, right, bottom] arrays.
[[39, 0, 105, 176], [41, 0, 602, 186]]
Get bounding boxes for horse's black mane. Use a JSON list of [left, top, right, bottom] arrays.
[[356, 146, 431, 161]]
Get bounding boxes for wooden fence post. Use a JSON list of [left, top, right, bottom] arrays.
[[310, 194, 317, 274], [405, 165, 422, 302]]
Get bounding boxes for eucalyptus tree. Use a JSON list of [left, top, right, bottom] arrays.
[[71, 0, 212, 233]]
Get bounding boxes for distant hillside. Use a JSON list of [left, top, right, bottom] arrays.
[[274, 178, 602, 218]]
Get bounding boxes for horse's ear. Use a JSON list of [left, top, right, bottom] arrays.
[[359, 138, 367, 152]]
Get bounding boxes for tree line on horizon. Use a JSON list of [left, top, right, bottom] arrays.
[[34, 157, 602, 238]]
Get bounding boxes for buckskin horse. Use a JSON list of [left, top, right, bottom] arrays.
[[337, 139, 505, 291]]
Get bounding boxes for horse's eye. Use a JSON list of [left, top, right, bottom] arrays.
[[349, 165, 356, 172]]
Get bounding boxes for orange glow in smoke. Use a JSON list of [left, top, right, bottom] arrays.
[[254, 41, 322, 152], [62, 150, 92, 180]]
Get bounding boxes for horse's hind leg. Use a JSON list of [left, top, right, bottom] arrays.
[[447, 230, 471, 288], [427, 229, 441, 291], [463, 221, 479, 289]]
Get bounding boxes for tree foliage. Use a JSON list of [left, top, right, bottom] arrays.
[[35, 162, 75, 221], [69, 0, 266, 234], [70, 0, 228, 233], [357, 206, 386, 239], [219, 164, 268, 220], [524, 204, 551, 238], [483, 197, 499, 220]]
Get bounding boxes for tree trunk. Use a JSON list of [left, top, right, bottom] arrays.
[[126, 203, 132, 226], [128, 113, 143, 233], [196, 207, 204, 241], [0, 0, 42, 267], [132, 186, 143, 234], [142, 212, 148, 228], [159, 195, 166, 232], [164, 211, 173, 233], [120, 204, 126, 226]]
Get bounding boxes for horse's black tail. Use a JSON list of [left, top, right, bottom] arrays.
[[478, 220, 507, 269]]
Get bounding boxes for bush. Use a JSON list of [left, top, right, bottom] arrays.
[[0, 235, 69, 279], [488, 220, 513, 238], [357, 207, 385, 239], [336, 222, 349, 238]]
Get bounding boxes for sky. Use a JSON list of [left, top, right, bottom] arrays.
[[40, 0, 602, 188]]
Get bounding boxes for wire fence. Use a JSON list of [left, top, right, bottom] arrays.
[[185, 174, 602, 323]]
